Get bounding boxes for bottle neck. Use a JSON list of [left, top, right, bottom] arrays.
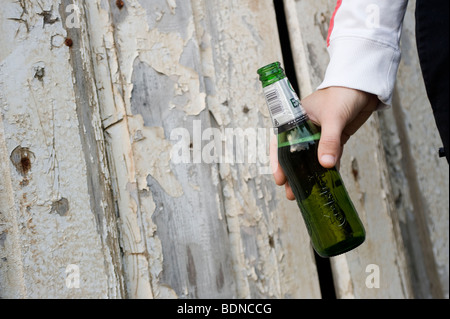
[[257, 62, 286, 88], [258, 62, 308, 133]]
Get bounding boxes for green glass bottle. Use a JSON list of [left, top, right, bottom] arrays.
[[257, 62, 365, 257]]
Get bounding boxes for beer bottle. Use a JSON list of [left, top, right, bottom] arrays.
[[257, 62, 365, 257]]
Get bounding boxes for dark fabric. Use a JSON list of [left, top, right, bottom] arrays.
[[415, 0, 449, 163]]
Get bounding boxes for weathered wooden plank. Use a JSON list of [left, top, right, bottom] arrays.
[[333, 114, 413, 298], [377, 0, 449, 298], [0, 116, 27, 298], [80, 0, 154, 299], [102, 0, 236, 298], [0, 0, 124, 298], [200, 0, 321, 298], [58, 0, 126, 298]]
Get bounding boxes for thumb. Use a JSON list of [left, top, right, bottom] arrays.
[[317, 118, 344, 168]]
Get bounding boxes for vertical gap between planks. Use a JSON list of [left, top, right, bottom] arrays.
[[273, 0, 337, 300]]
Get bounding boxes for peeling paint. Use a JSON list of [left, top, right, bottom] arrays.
[[50, 197, 69, 216], [128, 115, 183, 197], [0, 0, 123, 298], [112, 0, 206, 117], [166, 0, 177, 14], [196, 0, 321, 299]]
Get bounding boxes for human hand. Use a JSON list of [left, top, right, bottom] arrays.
[[269, 86, 378, 200]]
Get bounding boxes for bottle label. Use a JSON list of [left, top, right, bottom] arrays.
[[263, 78, 307, 132]]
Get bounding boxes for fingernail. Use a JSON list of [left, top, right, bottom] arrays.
[[321, 155, 336, 166]]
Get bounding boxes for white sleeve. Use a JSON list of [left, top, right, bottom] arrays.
[[317, 0, 409, 108]]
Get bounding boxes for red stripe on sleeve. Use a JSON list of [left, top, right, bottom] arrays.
[[327, 0, 343, 47]]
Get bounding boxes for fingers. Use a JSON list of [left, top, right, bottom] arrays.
[[316, 114, 345, 168], [269, 134, 287, 185], [285, 182, 295, 201], [301, 89, 343, 168], [301, 87, 377, 169], [270, 134, 295, 201]]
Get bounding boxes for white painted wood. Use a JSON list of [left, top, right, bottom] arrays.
[[1, 0, 315, 299], [5, 0, 444, 300], [198, 0, 321, 298], [0, 0, 124, 298], [98, 0, 321, 298], [378, 0, 449, 298], [79, 0, 154, 299], [102, 0, 236, 299]]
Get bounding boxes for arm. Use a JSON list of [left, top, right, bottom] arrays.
[[319, 0, 409, 108]]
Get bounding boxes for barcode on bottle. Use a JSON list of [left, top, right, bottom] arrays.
[[265, 89, 284, 116]]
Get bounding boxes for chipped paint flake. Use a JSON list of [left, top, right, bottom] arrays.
[[166, 0, 177, 14], [114, 1, 205, 117], [128, 115, 183, 197]]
